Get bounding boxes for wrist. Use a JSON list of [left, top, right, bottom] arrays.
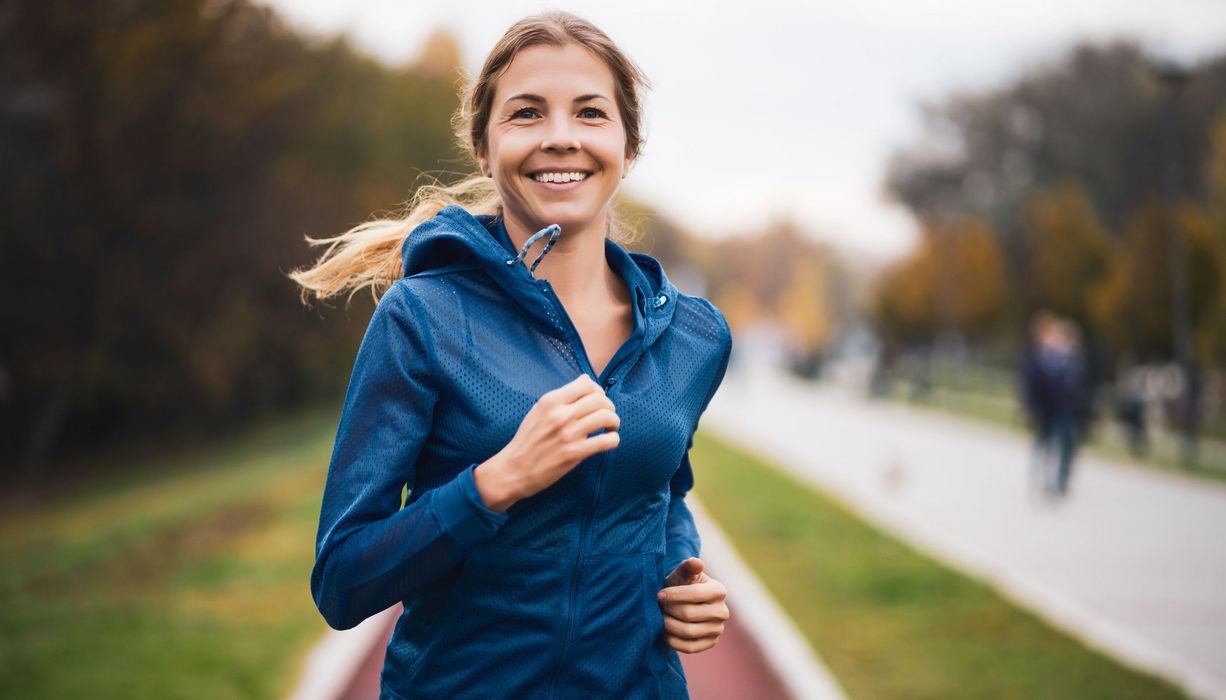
[[473, 456, 520, 513]]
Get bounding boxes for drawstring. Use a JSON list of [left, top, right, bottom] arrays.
[[505, 224, 562, 276]]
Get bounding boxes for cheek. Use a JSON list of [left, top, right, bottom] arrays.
[[483, 130, 515, 167], [594, 134, 629, 177]]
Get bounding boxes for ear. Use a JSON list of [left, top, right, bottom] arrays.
[[476, 142, 491, 178], [622, 155, 634, 178]]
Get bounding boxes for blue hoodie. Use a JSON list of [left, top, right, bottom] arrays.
[[310, 205, 733, 699]]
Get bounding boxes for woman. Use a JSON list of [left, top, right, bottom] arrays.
[[292, 11, 732, 699]]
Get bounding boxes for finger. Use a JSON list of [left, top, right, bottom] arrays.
[[568, 407, 620, 439], [664, 632, 721, 654], [663, 615, 725, 640], [662, 601, 730, 623], [547, 374, 601, 405], [565, 389, 617, 418], [659, 580, 725, 604], [664, 570, 701, 588], [569, 430, 620, 461]]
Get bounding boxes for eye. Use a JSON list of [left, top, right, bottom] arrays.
[[579, 107, 608, 119], [511, 107, 540, 120]]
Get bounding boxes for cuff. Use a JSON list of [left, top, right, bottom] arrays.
[[432, 463, 510, 547]]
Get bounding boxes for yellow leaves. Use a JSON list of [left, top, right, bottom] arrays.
[[714, 282, 764, 336], [1024, 182, 1111, 319], [945, 218, 1009, 330], [1208, 110, 1226, 221], [874, 217, 1008, 342], [779, 256, 833, 354], [1088, 199, 1222, 359], [707, 222, 840, 354], [413, 29, 463, 80], [873, 177, 1226, 364], [875, 235, 938, 342]]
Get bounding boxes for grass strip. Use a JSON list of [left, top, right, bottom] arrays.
[[691, 429, 1188, 700], [0, 411, 336, 699]]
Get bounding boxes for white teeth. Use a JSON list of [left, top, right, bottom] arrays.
[[533, 171, 588, 183]]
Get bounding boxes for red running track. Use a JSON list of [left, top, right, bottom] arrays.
[[334, 603, 792, 699]]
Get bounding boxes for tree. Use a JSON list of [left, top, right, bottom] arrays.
[[1088, 201, 1221, 360], [0, 0, 464, 474], [886, 42, 1226, 240], [778, 254, 834, 357], [874, 217, 1009, 345], [1021, 181, 1112, 325]]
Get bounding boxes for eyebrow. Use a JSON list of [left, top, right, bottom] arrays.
[[504, 93, 611, 105]]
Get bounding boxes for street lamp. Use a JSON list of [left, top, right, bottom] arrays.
[[1151, 56, 1196, 466]]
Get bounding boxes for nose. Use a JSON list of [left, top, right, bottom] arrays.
[[540, 114, 580, 152]]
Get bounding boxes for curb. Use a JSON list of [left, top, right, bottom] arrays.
[[285, 605, 398, 700], [688, 496, 849, 700]]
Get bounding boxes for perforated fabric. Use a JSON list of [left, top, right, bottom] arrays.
[[310, 205, 732, 699]]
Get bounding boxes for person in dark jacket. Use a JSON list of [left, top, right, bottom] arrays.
[[1020, 312, 1090, 497], [290, 11, 732, 699]]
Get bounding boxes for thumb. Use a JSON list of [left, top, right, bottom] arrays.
[[666, 557, 704, 586]]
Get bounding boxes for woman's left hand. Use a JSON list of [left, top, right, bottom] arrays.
[[657, 557, 730, 653]]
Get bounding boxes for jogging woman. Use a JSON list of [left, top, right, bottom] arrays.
[[293, 11, 732, 698]]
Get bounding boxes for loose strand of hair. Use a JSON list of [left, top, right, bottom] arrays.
[[289, 175, 499, 307]]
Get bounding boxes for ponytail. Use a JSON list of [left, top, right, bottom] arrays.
[[290, 175, 499, 306]]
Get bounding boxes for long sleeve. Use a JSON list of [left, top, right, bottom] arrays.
[[663, 308, 733, 579], [310, 282, 509, 630], [664, 446, 702, 577]]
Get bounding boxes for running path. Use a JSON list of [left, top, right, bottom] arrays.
[[704, 368, 1226, 700], [316, 611, 796, 700], [286, 494, 844, 699]]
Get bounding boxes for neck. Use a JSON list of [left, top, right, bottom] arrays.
[[504, 211, 621, 304]]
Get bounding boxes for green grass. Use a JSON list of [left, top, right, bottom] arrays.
[[691, 430, 1188, 700], [0, 410, 337, 699]]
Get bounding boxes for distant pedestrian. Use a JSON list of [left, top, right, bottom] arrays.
[[1114, 364, 1149, 458], [1020, 312, 1090, 497]]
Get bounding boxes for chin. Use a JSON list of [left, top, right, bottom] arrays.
[[530, 202, 608, 233]]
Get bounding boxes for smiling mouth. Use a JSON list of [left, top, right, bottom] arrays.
[[530, 171, 591, 183]]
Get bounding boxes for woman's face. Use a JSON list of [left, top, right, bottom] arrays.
[[480, 43, 631, 240]]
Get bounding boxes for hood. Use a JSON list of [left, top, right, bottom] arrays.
[[401, 205, 678, 346]]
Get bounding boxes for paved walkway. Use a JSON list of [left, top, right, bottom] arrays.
[[704, 368, 1226, 700]]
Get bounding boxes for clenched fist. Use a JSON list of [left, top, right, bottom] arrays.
[[474, 374, 620, 512], [657, 557, 730, 653]]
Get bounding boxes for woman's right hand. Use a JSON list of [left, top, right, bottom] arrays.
[[473, 374, 620, 512]]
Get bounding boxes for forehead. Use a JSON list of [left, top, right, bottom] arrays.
[[494, 43, 617, 103]]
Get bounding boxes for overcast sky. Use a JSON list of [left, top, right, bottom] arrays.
[[256, 0, 1226, 259]]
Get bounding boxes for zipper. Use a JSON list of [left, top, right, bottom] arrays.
[[534, 278, 640, 385], [538, 279, 630, 699], [547, 447, 611, 699]]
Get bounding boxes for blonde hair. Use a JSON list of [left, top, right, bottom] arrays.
[[290, 11, 651, 305]]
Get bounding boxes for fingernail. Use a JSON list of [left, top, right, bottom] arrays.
[[657, 592, 666, 601]]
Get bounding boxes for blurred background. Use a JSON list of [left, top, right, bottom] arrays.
[[3, 1, 1226, 698]]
